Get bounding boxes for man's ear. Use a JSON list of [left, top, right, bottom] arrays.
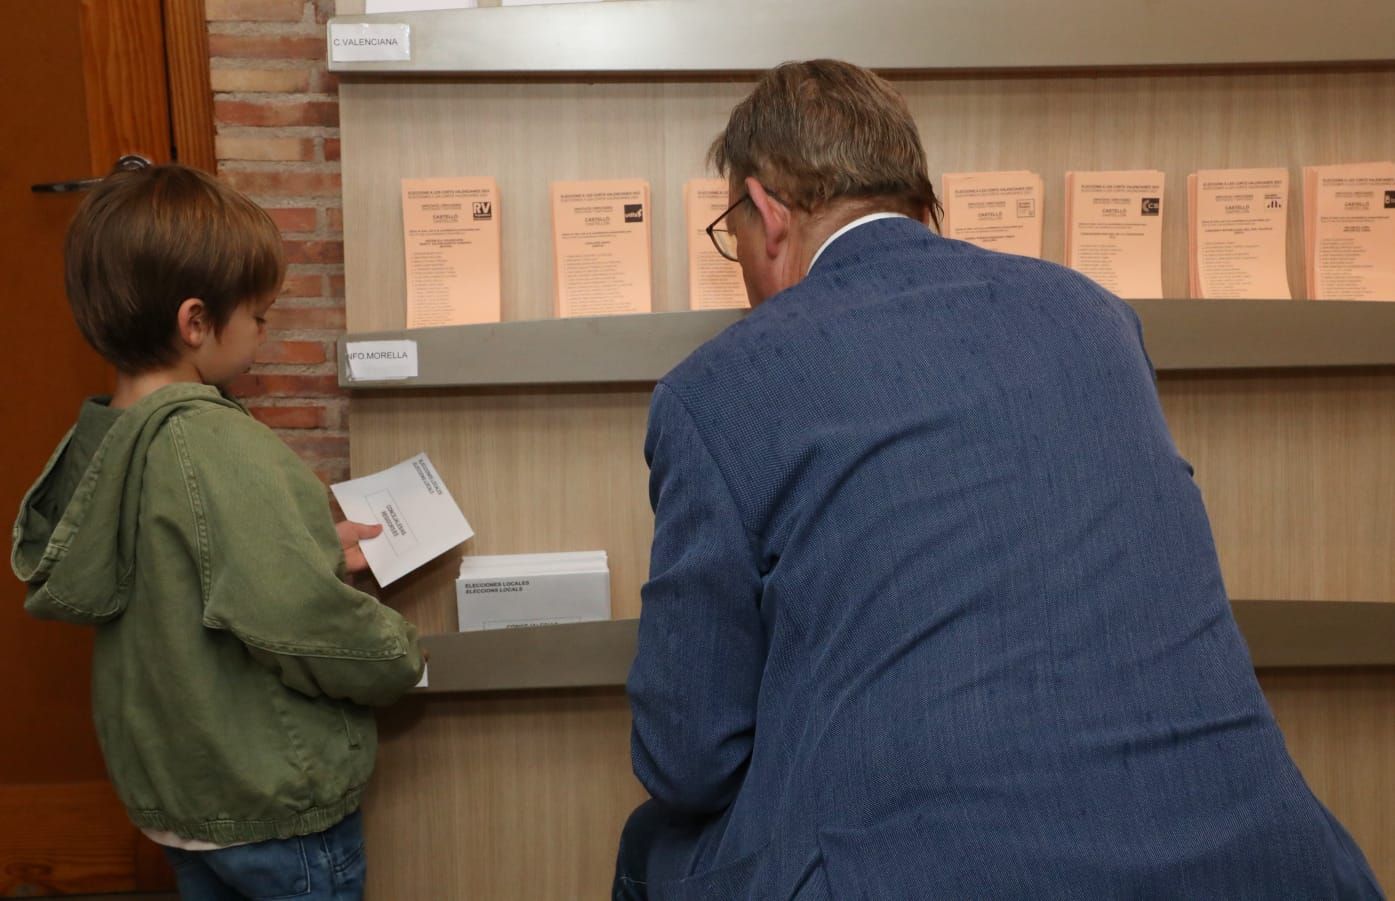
[[746, 176, 790, 261], [176, 298, 211, 349]]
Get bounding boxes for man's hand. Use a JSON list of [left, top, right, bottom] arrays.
[[336, 520, 383, 574]]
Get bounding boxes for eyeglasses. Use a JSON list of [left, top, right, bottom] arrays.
[[705, 189, 785, 263]]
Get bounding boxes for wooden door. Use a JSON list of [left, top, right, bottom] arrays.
[[0, 0, 212, 894]]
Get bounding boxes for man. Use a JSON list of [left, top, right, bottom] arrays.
[[617, 60, 1382, 900]]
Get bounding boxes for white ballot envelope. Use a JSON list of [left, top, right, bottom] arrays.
[[455, 551, 611, 631], [330, 453, 474, 586]]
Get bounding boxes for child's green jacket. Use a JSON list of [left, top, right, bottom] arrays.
[[12, 383, 423, 844]]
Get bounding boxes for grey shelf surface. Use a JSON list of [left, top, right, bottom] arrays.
[[1129, 299, 1395, 371], [1233, 600, 1395, 669], [412, 600, 1391, 695], [340, 309, 743, 388], [417, 618, 637, 694], [339, 300, 1395, 390], [327, 0, 1395, 76]]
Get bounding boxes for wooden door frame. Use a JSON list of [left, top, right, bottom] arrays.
[[0, 2, 213, 894], [79, 0, 214, 173], [164, 0, 216, 171]]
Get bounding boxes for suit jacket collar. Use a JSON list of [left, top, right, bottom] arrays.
[[808, 215, 942, 275]]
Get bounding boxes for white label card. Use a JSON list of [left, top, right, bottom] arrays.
[[344, 340, 418, 382], [329, 23, 412, 63]]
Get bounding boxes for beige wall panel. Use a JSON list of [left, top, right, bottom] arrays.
[[341, 64, 1395, 899], [1160, 371, 1395, 605], [366, 690, 645, 899], [351, 387, 654, 631], [895, 69, 1395, 301], [349, 375, 1395, 898], [341, 69, 1395, 332], [341, 80, 750, 329], [1261, 669, 1395, 893], [350, 375, 1395, 636], [352, 387, 651, 900]]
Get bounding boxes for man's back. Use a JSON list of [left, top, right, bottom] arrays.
[[628, 217, 1380, 899]]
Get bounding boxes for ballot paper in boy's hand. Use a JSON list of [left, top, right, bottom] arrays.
[[330, 453, 473, 587]]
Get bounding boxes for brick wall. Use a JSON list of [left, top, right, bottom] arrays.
[[206, 0, 349, 485]]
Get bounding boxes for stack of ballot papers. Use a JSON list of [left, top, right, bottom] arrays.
[[1302, 162, 1395, 301], [551, 179, 653, 317], [1065, 170, 1165, 299], [400, 176, 502, 328], [456, 551, 611, 631], [1187, 168, 1292, 299], [330, 453, 474, 587], [940, 170, 1044, 258]]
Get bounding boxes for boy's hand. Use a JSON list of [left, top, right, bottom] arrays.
[[336, 520, 383, 574]]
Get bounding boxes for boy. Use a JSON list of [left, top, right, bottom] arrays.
[[10, 163, 423, 899]]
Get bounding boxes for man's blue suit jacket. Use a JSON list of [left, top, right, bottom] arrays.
[[626, 217, 1381, 900]]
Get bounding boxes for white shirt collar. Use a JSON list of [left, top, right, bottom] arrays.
[[806, 212, 909, 275]]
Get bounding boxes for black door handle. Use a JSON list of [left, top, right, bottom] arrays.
[[31, 154, 153, 193]]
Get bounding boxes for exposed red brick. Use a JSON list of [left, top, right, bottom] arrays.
[[249, 404, 327, 429], [211, 67, 313, 94], [283, 239, 343, 265], [267, 207, 317, 232], [320, 401, 347, 431], [229, 372, 342, 398], [278, 272, 322, 298], [208, 33, 324, 61], [311, 460, 350, 487], [217, 135, 316, 162], [256, 339, 328, 365], [312, 69, 340, 94], [278, 433, 350, 459], [210, 5, 347, 479], [216, 99, 339, 128], [266, 306, 345, 331], [221, 168, 341, 198], [207, 0, 306, 22]]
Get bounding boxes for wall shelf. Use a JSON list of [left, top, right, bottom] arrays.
[[340, 309, 743, 388], [1232, 601, 1395, 669], [418, 618, 636, 694], [334, 5, 1395, 890], [339, 300, 1395, 390], [412, 600, 1393, 695], [327, 0, 1395, 77]]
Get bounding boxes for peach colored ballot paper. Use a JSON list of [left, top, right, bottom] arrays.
[[686, 179, 749, 310], [1065, 170, 1165, 299], [1188, 168, 1291, 299], [551, 179, 653, 317], [1303, 162, 1395, 301], [941, 171, 1044, 258], [401, 177, 501, 328]]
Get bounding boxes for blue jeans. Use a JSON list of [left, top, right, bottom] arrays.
[[164, 810, 366, 900]]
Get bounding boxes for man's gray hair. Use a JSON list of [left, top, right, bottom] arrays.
[[710, 59, 941, 227]]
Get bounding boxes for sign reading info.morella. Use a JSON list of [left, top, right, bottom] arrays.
[[328, 23, 412, 63], [344, 339, 418, 381]]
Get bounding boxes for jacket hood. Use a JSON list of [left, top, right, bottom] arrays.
[[11, 383, 241, 624]]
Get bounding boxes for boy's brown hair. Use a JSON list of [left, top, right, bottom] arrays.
[[64, 163, 285, 373]]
